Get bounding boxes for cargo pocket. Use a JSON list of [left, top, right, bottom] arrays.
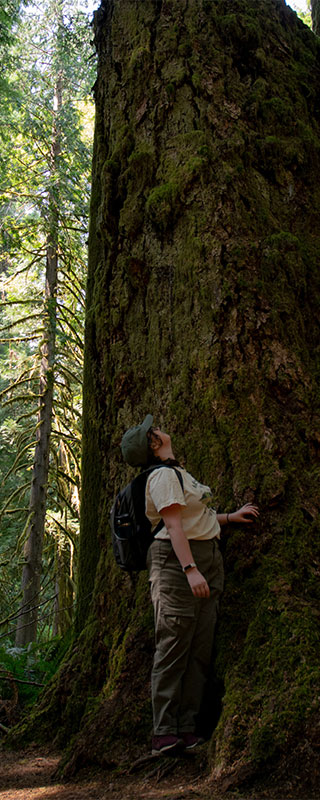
[[159, 572, 196, 618], [155, 609, 196, 660]]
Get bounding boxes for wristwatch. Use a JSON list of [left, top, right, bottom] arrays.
[[182, 562, 197, 573]]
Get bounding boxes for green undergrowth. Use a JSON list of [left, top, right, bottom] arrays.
[[0, 636, 71, 717], [4, 620, 101, 748], [4, 549, 155, 753]]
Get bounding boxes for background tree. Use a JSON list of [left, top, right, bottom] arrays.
[[0, 0, 94, 646], [311, 0, 320, 31], [7, 0, 320, 795], [0, 0, 22, 163]]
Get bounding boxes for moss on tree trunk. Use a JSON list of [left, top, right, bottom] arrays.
[[8, 0, 320, 793]]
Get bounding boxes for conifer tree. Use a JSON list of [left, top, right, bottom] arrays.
[[0, 0, 94, 644]]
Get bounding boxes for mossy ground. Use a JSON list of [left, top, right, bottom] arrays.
[[6, 0, 320, 793]]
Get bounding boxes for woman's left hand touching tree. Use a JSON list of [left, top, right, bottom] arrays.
[[229, 504, 259, 523]]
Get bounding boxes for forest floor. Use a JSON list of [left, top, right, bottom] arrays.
[[0, 745, 314, 800]]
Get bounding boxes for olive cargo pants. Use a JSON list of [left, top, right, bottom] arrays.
[[147, 538, 224, 735]]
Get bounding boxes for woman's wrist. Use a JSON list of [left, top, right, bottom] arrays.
[[182, 562, 197, 573], [217, 512, 232, 526]]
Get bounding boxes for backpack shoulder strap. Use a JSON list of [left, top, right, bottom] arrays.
[[142, 463, 184, 492]]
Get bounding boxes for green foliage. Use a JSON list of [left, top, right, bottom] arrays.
[[297, 3, 312, 30], [0, 0, 95, 645], [0, 637, 70, 707], [0, 0, 23, 162]]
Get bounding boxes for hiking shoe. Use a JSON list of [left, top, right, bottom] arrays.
[[181, 733, 205, 750], [152, 734, 184, 755]]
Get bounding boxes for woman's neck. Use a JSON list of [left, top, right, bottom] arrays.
[[161, 457, 181, 467], [158, 444, 175, 461]]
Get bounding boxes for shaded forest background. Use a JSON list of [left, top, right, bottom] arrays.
[[1, 0, 320, 796], [0, 0, 95, 662]]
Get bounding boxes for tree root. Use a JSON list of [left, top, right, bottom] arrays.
[[129, 753, 180, 781]]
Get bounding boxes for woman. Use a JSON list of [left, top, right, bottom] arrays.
[[121, 414, 259, 756]]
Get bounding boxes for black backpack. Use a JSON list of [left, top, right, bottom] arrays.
[[110, 464, 184, 572]]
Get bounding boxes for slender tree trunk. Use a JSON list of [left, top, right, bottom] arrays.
[[53, 530, 73, 636], [15, 76, 62, 646], [311, 0, 320, 33], [53, 443, 75, 636]]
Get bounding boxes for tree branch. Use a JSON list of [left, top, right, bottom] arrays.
[[0, 673, 45, 688], [0, 483, 31, 517], [0, 331, 44, 343], [0, 376, 39, 400]]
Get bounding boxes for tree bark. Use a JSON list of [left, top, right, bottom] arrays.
[[10, 0, 320, 793], [53, 443, 75, 637], [311, 0, 320, 32], [53, 533, 73, 637], [15, 75, 61, 646]]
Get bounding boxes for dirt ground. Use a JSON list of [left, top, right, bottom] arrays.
[[0, 745, 256, 800], [0, 745, 316, 800], [0, 746, 215, 800]]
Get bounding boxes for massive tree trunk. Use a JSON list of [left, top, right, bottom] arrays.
[[10, 0, 320, 793]]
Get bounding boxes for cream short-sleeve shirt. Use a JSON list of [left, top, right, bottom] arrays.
[[145, 466, 220, 541]]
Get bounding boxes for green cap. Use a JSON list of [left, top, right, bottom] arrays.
[[121, 414, 153, 467]]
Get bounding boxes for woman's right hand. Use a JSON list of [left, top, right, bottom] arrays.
[[186, 568, 210, 598]]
